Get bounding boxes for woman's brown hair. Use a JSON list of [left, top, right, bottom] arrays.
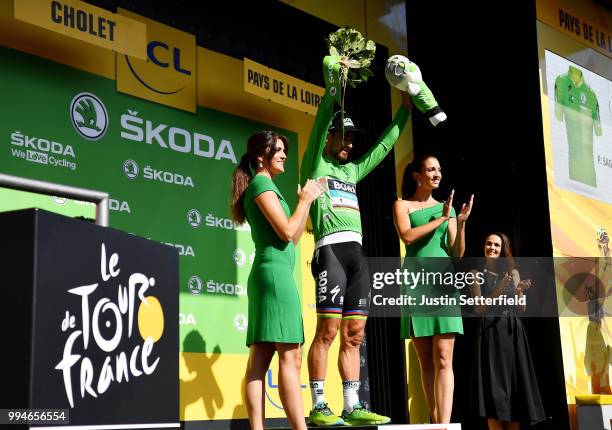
[[486, 231, 516, 273], [231, 131, 288, 224]]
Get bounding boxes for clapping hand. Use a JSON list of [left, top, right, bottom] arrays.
[[298, 178, 326, 204], [516, 279, 533, 294], [442, 191, 474, 224], [501, 272, 513, 289], [442, 189, 454, 219], [457, 194, 474, 224]]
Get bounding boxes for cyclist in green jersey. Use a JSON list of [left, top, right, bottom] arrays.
[[303, 55, 411, 426]]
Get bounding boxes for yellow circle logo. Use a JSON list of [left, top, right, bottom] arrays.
[[137, 295, 164, 342]]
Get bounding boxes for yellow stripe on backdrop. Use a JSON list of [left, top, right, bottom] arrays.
[[13, 0, 147, 59], [0, 0, 116, 78], [537, 0, 612, 61], [243, 58, 325, 116]]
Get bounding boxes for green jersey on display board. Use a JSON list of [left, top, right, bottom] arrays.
[[301, 56, 409, 242], [554, 65, 602, 187]]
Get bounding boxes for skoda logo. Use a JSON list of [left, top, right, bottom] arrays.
[[233, 248, 246, 266], [188, 276, 203, 295], [234, 313, 248, 332], [123, 159, 139, 179], [70, 92, 108, 140], [187, 209, 201, 228]]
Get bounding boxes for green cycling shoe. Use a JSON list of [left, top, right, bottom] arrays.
[[308, 402, 345, 426], [341, 403, 391, 425]]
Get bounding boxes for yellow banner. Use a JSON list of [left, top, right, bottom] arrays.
[[537, 0, 612, 59], [13, 0, 146, 59], [116, 8, 196, 113], [244, 58, 324, 116]]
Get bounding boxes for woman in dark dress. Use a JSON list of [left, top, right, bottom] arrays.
[[470, 232, 546, 430]]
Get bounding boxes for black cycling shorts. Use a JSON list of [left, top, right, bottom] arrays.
[[311, 241, 370, 319]]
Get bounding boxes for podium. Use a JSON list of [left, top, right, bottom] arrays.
[[0, 209, 179, 429]]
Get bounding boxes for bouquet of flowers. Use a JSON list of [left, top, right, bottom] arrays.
[[326, 27, 376, 134]]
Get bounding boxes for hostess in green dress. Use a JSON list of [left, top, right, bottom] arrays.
[[243, 174, 304, 346], [400, 203, 463, 338]]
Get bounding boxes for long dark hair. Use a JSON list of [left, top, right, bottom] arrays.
[[401, 153, 438, 199], [231, 131, 288, 224], [485, 231, 516, 273]]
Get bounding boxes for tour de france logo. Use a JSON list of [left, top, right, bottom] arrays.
[[70, 93, 109, 140], [124, 159, 140, 180], [55, 244, 164, 407]]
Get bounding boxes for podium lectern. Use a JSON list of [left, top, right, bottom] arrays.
[[0, 209, 179, 429]]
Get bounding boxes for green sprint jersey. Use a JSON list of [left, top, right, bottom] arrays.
[[300, 56, 409, 242], [554, 66, 602, 187]]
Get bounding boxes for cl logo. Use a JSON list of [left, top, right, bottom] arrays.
[[147, 41, 191, 75], [124, 40, 191, 95]]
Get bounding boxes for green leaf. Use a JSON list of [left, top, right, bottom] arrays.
[[326, 26, 376, 122]]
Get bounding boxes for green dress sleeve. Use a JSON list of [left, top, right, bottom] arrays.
[[244, 175, 281, 210], [300, 56, 342, 183], [352, 106, 410, 183]]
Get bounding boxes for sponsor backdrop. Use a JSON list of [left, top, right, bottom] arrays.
[[536, 0, 612, 427], [0, 1, 413, 425]]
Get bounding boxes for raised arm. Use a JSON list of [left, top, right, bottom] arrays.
[[354, 93, 411, 182], [255, 179, 325, 244], [300, 56, 342, 183]]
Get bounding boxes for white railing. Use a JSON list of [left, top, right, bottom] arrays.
[[0, 173, 109, 226]]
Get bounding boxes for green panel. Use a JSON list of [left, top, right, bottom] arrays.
[[0, 187, 96, 219], [0, 46, 300, 354]]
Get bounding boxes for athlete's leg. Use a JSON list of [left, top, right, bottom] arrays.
[[307, 245, 347, 425], [338, 244, 389, 424], [338, 318, 366, 381], [308, 245, 346, 384], [308, 317, 341, 380]]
